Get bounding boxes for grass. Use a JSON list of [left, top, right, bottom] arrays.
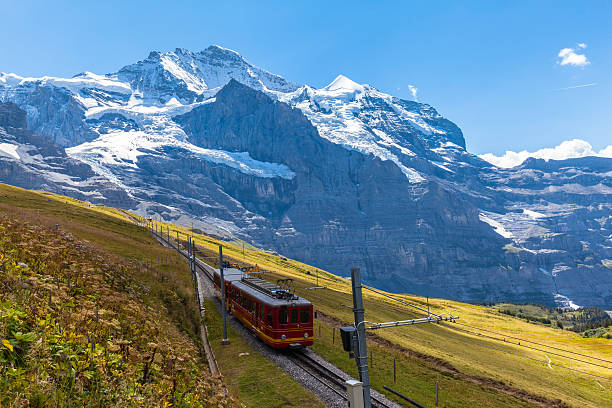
[[312, 321, 537, 408], [143, 216, 612, 408], [2, 182, 611, 407], [0, 192, 234, 406], [203, 298, 324, 408], [0, 183, 325, 407]]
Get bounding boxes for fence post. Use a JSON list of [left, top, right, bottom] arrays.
[[393, 357, 396, 383], [436, 381, 439, 406], [333, 327, 335, 345]]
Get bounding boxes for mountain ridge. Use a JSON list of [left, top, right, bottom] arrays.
[[0, 45, 610, 309]]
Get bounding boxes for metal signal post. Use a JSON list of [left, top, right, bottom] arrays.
[[351, 267, 372, 408], [343, 268, 460, 408], [219, 245, 230, 345]]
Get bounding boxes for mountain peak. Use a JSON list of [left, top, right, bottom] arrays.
[[324, 74, 364, 93], [200, 45, 244, 62]]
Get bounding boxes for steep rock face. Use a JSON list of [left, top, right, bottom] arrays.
[[174, 81, 554, 304], [0, 82, 97, 147], [0, 102, 133, 205]]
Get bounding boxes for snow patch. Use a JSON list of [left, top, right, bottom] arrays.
[[538, 267, 551, 276], [479, 213, 513, 238], [554, 293, 582, 310], [0, 143, 20, 160], [68, 131, 295, 180], [1, 72, 132, 95], [523, 209, 546, 219], [431, 161, 454, 173], [324, 75, 365, 93]]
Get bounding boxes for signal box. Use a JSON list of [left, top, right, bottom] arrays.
[[340, 326, 356, 352]]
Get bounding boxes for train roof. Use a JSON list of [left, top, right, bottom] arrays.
[[214, 267, 243, 282], [232, 280, 312, 307], [212, 267, 311, 307]]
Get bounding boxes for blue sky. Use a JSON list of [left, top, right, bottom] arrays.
[[1, 1, 610, 155]]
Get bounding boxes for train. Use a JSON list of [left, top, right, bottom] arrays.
[[209, 264, 314, 349]]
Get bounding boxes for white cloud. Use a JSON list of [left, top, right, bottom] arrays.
[[553, 83, 596, 91], [479, 139, 612, 168], [557, 45, 590, 67], [408, 84, 418, 101]]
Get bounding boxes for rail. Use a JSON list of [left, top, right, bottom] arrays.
[[144, 221, 396, 407], [383, 386, 426, 408], [289, 351, 394, 408]]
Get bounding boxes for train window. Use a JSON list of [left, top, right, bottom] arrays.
[[291, 308, 298, 324], [300, 308, 310, 323], [279, 307, 288, 325], [267, 310, 273, 326]]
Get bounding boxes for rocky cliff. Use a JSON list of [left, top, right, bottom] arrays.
[[0, 102, 134, 205]]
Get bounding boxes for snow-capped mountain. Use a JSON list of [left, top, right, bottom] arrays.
[[1, 45, 610, 309]]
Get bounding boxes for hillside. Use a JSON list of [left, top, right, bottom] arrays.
[[0, 185, 233, 406], [142, 209, 612, 408], [1, 183, 610, 407], [0, 183, 324, 407]]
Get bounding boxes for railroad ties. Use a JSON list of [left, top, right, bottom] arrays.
[[144, 222, 396, 408], [288, 350, 393, 408]]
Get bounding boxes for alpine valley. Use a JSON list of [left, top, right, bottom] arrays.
[[1, 46, 610, 309]]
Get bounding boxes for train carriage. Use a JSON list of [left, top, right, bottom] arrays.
[[212, 268, 314, 349]]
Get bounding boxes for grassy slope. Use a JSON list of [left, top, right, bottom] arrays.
[[146, 216, 612, 408], [0, 185, 233, 407], [0, 183, 323, 408]]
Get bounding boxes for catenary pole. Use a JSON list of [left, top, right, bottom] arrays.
[[351, 268, 371, 408], [219, 245, 230, 345]]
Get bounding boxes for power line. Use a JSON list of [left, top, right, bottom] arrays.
[[355, 280, 612, 375], [361, 284, 447, 319], [449, 324, 612, 382], [359, 282, 612, 368], [454, 321, 612, 366]]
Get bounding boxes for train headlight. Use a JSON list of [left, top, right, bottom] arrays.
[[304, 333, 309, 338], [281, 335, 286, 340]]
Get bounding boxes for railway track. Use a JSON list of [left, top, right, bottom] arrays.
[[288, 350, 393, 408], [147, 226, 397, 408]]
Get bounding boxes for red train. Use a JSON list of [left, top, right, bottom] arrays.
[[211, 266, 314, 349]]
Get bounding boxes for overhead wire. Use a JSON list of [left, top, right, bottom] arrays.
[[453, 321, 612, 365], [164, 223, 611, 377], [356, 278, 612, 374], [449, 323, 612, 381]]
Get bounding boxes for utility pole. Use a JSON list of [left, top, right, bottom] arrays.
[[340, 271, 460, 408], [191, 239, 200, 311], [219, 245, 230, 345], [351, 268, 371, 408]]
